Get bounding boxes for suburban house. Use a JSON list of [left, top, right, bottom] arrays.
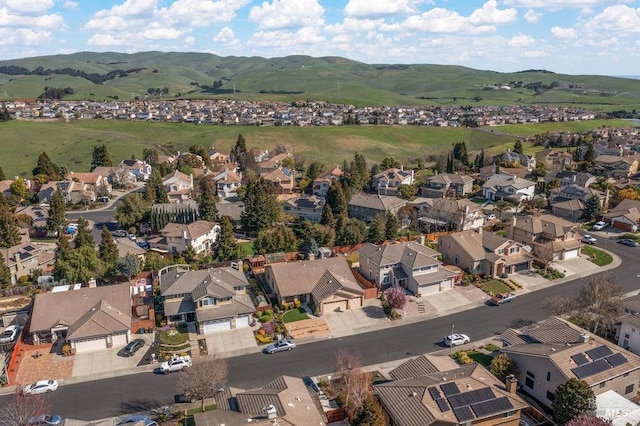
[[67, 171, 112, 194], [419, 173, 475, 198], [500, 316, 640, 412], [535, 149, 574, 171], [260, 166, 295, 194], [551, 199, 586, 221], [417, 198, 485, 232], [207, 147, 230, 167], [29, 283, 132, 353], [196, 375, 327, 425], [263, 257, 364, 313], [151, 220, 220, 255], [312, 165, 342, 198], [358, 241, 460, 296], [15, 205, 49, 237], [550, 184, 607, 207], [615, 295, 640, 354], [348, 193, 407, 222], [376, 355, 529, 426], [495, 150, 537, 171], [282, 196, 325, 223], [593, 155, 640, 178], [482, 173, 536, 202], [257, 152, 292, 173], [159, 264, 255, 334], [216, 200, 245, 230], [1, 243, 56, 285], [371, 167, 414, 194], [119, 159, 152, 181], [162, 170, 194, 203], [601, 199, 640, 232], [438, 228, 533, 278], [508, 214, 583, 261], [212, 168, 242, 199], [36, 182, 59, 203], [113, 237, 147, 260], [544, 170, 596, 188]]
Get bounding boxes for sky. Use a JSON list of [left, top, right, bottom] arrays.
[[1, 0, 639, 76]]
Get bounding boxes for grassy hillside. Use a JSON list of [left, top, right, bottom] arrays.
[[1, 52, 640, 111], [0, 119, 631, 179]]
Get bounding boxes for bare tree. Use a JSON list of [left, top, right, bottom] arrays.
[[545, 295, 574, 316], [0, 387, 52, 426], [576, 274, 623, 336], [534, 242, 555, 275], [334, 349, 373, 417], [177, 355, 228, 412]]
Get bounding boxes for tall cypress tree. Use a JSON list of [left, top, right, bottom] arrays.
[[215, 216, 244, 261], [0, 197, 20, 248], [91, 144, 112, 171], [198, 179, 218, 222], [0, 253, 11, 288], [74, 217, 94, 249], [32, 152, 60, 180], [513, 140, 524, 154], [240, 177, 280, 233], [99, 226, 119, 268], [325, 181, 348, 219], [46, 190, 66, 235]]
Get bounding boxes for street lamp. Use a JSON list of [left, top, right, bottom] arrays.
[[449, 324, 455, 354]]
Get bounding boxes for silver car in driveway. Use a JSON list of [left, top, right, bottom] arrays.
[[263, 339, 296, 354]]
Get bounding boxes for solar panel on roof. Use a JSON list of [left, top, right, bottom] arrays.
[[448, 388, 495, 408], [453, 406, 475, 423], [441, 382, 460, 397], [436, 398, 450, 412], [428, 386, 442, 400], [606, 352, 628, 368], [572, 358, 611, 379], [571, 353, 589, 366], [471, 397, 514, 418], [585, 345, 614, 360]]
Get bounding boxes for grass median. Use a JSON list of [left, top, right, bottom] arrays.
[[582, 246, 613, 267]]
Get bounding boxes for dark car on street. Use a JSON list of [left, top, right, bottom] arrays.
[[120, 339, 145, 357], [618, 238, 639, 247]]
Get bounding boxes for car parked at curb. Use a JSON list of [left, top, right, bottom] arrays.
[[263, 339, 296, 354], [0, 325, 19, 343], [112, 230, 127, 237], [159, 355, 192, 374], [488, 292, 516, 306], [27, 414, 62, 425], [618, 238, 639, 247], [581, 234, 597, 245], [22, 380, 58, 395], [443, 333, 470, 347], [117, 415, 158, 426]]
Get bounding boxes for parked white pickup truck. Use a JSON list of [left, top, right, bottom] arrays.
[[160, 355, 192, 374]]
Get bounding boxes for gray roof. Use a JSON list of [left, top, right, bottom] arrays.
[[427, 173, 474, 185], [389, 354, 459, 381], [500, 316, 585, 346], [483, 173, 535, 190], [160, 266, 248, 297], [348, 193, 407, 210], [30, 283, 131, 338], [358, 241, 440, 268]]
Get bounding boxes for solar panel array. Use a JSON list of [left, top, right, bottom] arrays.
[[436, 398, 450, 413], [441, 382, 460, 397], [471, 397, 514, 418], [428, 382, 514, 422], [571, 345, 628, 379], [428, 386, 442, 400], [454, 405, 475, 423], [448, 388, 495, 409]]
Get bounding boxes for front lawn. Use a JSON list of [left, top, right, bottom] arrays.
[[480, 280, 511, 295], [466, 351, 493, 368], [159, 324, 189, 345], [282, 308, 310, 323], [581, 246, 613, 266]]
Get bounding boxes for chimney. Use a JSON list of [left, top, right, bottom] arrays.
[[506, 375, 518, 394], [508, 216, 517, 240], [182, 229, 188, 240], [419, 234, 425, 245], [579, 333, 590, 343], [265, 404, 277, 419]]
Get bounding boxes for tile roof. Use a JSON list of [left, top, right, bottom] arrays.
[[160, 220, 218, 239], [389, 354, 459, 381], [66, 299, 130, 340], [358, 241, 440, 268], [511, 214, 575, 237], [348, 193, 407, 210]]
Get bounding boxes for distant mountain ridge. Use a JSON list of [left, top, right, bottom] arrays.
[[1, 51, 640, 109]]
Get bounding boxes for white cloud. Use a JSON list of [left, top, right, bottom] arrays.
[[213, 27, 238, 44], [508, 34, 535, 47], [401, 8, 467, 33], [87, 33, 131, 47], [249, 0, 324, 30], [142, 26, 183, 40], [504, 0, 615, 7], [0, 27, 51, 46], [1, 0, 54, 14], [469, 0, 517, 25], [158, 0, 251, 26], [586, 5, 640, 34], [83, 16, 129, 32], [0, 9, 64, 29], [344, 0, 417, 18], [94, 0, 158, 18], [551, 26, 577, 40], [62, 1, 79, 10], [325, 17, 385, 34], [524, 9, 541, 23], [184, 35, 195, 44]]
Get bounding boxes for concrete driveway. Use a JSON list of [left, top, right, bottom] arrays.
[[196, 327, 259, 358]]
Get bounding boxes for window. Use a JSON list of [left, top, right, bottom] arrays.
[[599, 383, 605, 389], [503, 411, 515, 418], [454, 256, 460, 265], [626, 384, 635, 395], [525, 371, 535, 389], [546, 372, 551, 382], [625, 333, 630, 339], [510, 247, 518, 254], [546, 391, 555, 402]]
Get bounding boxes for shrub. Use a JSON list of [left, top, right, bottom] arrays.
[[294, 299, 301, 308], [61, 342, 72, 356], [259, 314, 272, 323], [261, 322, 274, 335], [258, 329, 265, 335], [255, 333, 273, 344], [282, 301, 290, 310], [264, 309, 273, 316], [484, 343, 501, 352], [273, 305, 280, 314]]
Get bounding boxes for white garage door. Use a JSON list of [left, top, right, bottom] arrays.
[[564, 249, 579, 260], [420, 284, 440, 296], [112, 333, 128, 347], [348, 298, 362, 309], [236, 315, 250, 328], [323, 300, 347, 312], [74, 337, 107, 353], [202, 319, 231, 333]]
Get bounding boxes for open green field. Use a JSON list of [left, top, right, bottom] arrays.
[[0, 118, 633, 178]]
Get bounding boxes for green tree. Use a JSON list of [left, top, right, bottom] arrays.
[[320, 203, 336, 228], [488, 353, 520, 382], [397, 184, 416, 200], [54, 245, 103, 283], [91, 144, 112, 171], [305, 161, 325, 181], [582, 196, 601, 220], [117, 254, 141, 281], [0, 199, 20, 248], [115, 193, 149, 229], [9, 178, 27, 204], [0, 165, 5, 181], [142, 148, 159, 166], [46, 190, 66, 235], [513, 139, 524, 154], [240, 177, 280, 233], [189, 144, 211, 167], [73, 217, 94, 249], [198, 179, 218, 222], [143, 252, 168, 271], [552, 378, 596, 424], [32, 152, 60, 180], [351, 396, 385, 426], [584, 143, 595, 164], [380, 157, 400, 170], [385, 212, 398, 241], [336, 217, 366, 246], [366, 214, 386, 244], [215, 216, 244, 261], [253, 225, 297, 255], [325, 181, 349, 219], [55, 232, 72, 262], [98, 226, 119, 270], [347, 152, 369, 193], [0, 254, 11, 288]]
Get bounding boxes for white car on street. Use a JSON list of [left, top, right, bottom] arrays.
[[0, 325, 19, 343], [263, 339, 297, 354], [22, 380, 59, 395], [581, 234, 597, 245], [443, 333, 470, 347], [159, 355, 192, 374]]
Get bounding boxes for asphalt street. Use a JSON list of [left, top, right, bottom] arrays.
[[9, 235, 639, 421]]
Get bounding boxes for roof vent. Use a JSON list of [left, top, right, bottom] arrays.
[[265, 405, 277, 420], [411, 391, 417, 397]]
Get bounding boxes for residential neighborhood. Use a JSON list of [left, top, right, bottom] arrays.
[[0, 118, 640, 426]]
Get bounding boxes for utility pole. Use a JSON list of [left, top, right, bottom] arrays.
[[449, 324, 454, 355]]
